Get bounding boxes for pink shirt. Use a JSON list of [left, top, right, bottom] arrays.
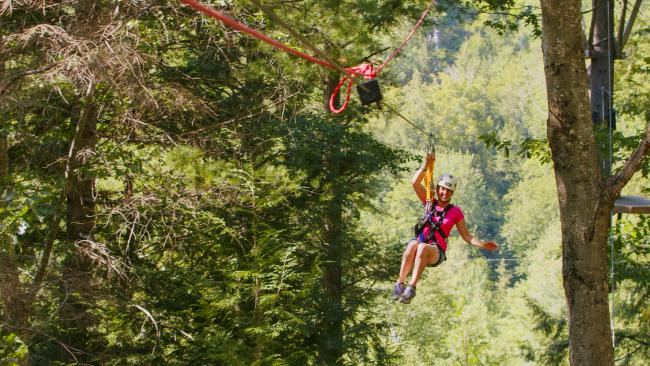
[[420, 203, 464, 252]]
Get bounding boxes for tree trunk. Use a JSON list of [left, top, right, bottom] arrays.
[[318, 197, 344, 365], [66, 102, 98, 242], [0, 135, 21, 328], [588, 0, 615, 129], [540, 1, 614, 365], [324, 75, 339, 113], [316, 75, 345, 365], [0, 132, 7, 178], [0, 256, 29, 335], [0, 129, 30, 366], [59, 98, 99, 361], [0, 255, 29, 366]]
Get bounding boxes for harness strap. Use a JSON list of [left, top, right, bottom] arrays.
[[423, 201, 454, 244]]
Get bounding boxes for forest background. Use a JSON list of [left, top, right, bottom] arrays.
[[1, 0, 649, 365]]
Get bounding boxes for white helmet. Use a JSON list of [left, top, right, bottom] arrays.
[[436, 173, 457, 191]]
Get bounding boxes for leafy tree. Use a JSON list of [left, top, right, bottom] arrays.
[[501, 161, 558, 256], [538, 1, 650, 365]]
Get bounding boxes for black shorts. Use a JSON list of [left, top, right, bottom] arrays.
[[428, 242, 446, 267], [410, 238, 447, 267]]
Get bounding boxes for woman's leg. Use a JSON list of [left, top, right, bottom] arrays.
[[409, 243, 440, 287], [398, 240, 420, 283]]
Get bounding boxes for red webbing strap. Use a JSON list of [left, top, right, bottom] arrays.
[[180, 0, 336, 71], [329, 63, 377, 114], [376, 0, 437, 73]]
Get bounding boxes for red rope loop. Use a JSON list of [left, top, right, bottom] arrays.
[[329, 63, 377, 114]]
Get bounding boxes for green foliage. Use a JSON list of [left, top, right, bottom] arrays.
[[611, 215, 650, 365], [0, 333, 28, 366], [279, 111, 411, 363], [480, 132, 552, 163], [520, 300, 569, 365], [1, 0, 648, 365], [466, 0, 542, 37], [500, 161, 558, 256], [613, 21, 650, 179]]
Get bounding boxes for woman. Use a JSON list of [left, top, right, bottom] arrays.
[[392, 153, 499, 304]]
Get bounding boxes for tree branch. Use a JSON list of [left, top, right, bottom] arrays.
[[620, 0, 642, 53], [355, 47, 390, 64], [616, 0, 627, 57], [0, 64, 58, 98], [587, 0, 598, 49], [29, 192, 64, 294], [607, 122, 650, 198]]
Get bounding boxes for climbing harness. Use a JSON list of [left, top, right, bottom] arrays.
[[180, 0, 437, 113], [414, 200, 454, 245]]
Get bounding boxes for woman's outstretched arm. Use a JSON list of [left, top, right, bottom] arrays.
[[456, 219, 499, 251]]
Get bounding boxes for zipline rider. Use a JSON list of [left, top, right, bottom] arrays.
[[393, 152, 499, 304]]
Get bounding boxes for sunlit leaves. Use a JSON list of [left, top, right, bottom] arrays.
[[0, 332, 28, 366]]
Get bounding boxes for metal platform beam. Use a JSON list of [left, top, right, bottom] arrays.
[[613, 195, 650, 214]]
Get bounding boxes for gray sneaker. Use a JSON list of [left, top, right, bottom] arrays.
[[399, 285, 416, 304], [391, 282, 405, 301]]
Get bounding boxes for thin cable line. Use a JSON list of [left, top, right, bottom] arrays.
[[383, 103, 427, 135], [607, 0, 616, 348]]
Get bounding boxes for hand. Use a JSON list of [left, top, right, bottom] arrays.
[[483, 241, 499, 251], [425, 152, 435, 162]]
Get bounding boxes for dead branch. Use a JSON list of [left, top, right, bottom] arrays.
[[75, 239, 129, 280]]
